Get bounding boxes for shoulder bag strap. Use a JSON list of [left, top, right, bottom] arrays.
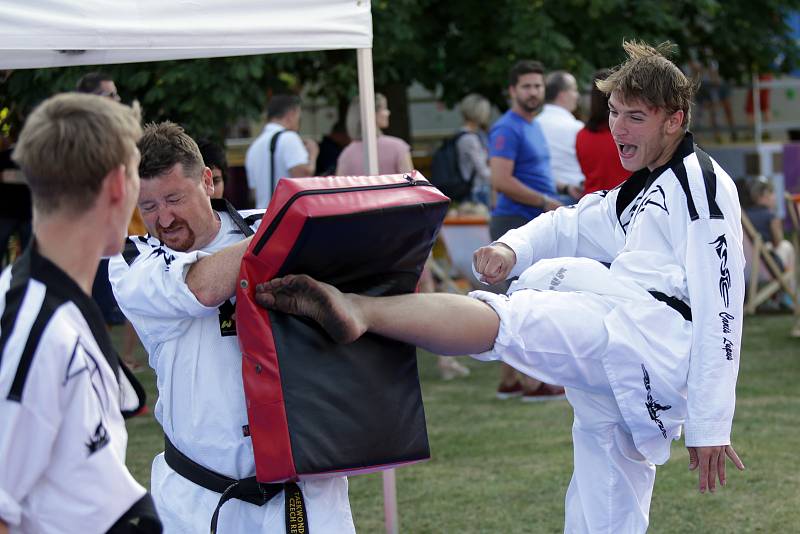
[[269, 129, 287, 194], [210, 198, 254, 237]]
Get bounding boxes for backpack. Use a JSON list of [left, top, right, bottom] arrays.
[[429, 131, 476, 202]]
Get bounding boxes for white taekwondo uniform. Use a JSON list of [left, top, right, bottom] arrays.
[[0, 243, 158, 534], [470, 133, 745, 533], [108, 202, 354, 533]]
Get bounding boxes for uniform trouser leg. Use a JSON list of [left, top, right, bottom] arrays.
[[471, 274, 665, 532], [563, 387, 655, 534]]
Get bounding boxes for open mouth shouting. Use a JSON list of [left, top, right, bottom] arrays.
[[618, 142, 637, 159], [616, 141, 641, 170]]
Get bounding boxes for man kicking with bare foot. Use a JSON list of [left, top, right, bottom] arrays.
[[256, 274, 497, 353], [255, 41, 746, 534]]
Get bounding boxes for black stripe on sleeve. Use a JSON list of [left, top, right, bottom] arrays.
[[7, 289, 62, 402], [122, 237, 141, 266], [694, 148, 724, 220], [0, 265, 27, 368], [672, 161, 700, 221]]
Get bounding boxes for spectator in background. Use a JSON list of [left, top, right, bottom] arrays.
[[577, 69, 632, 193], [0, 137, 30, 268], [336, 94, 467, 379], [245, 94, 318, 209], [689, 54, 737, 143], [315, 121, 350, 176], [746, 74, 773, 139], [488, 59, 565, 401], [335, 93, 413, 175], [536, 71, 584, 202], [75, 71, 121, 102], [456, 93, 492, 209], [77, 71, 145, 372], [197, 138, 228, 200], [745, 177, 795, 287]]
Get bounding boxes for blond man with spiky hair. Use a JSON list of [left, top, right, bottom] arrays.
[[253, 41, 746, 532], [0, 93, 161, 533]]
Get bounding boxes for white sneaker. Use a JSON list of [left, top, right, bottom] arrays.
[[439, 359, 471, 380]]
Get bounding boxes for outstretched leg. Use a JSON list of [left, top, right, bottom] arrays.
[[255, 274, 499, 354]]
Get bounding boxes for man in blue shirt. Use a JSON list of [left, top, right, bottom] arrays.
[[488, 60, 565, 401]]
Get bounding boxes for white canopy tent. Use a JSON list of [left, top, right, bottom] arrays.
[[0, 0, 395, 531], [0, 0, 380, 177]]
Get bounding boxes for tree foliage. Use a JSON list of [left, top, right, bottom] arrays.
[[2, 0, 799, 139], [413, 0, 800, 109]]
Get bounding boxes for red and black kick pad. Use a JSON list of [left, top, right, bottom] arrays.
[[236, 172, 450, 483]]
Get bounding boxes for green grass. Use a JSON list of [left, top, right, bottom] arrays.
[[117, 314, 800, 533]]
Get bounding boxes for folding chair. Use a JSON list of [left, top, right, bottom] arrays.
[[784, 192, 800, 321], [785, 192, 800, 265], [741, 211, 797, 314]]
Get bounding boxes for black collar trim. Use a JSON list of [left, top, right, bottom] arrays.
[[21, 240, 120, 380], [615, 132, 695, 222]]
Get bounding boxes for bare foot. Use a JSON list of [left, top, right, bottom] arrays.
[[254, 274, 367, 344]]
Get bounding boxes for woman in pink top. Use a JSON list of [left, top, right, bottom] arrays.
[[337, 94, 470, 380], [335, 93, 414, 175]]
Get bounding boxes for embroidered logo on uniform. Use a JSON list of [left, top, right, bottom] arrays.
[[719, 311, 733, 334], [710, 234, 731, 308], [640, 186, 669, 214], [642, 364, 671, 439], [623, 186, 669, 232], [86, 421, 110, 455], [493, 135, 506, 151], [548, 267, 567, 290], [722, 337, 734, 361], [150, 247, 176, 270], [718, 312, 735, 361], [218, 299, 237, 336]]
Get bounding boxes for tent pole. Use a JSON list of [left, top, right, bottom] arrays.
[[753, 72, 767, 179], [357, 47, 398, 534], [357, 47, 380, 175]]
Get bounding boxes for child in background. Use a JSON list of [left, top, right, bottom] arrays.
[[746, 177, 795, 303]]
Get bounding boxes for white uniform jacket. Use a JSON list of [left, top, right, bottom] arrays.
[[108, 203, 354, 533], [497, 133, 745, 462], [0, 243, 149, 533]]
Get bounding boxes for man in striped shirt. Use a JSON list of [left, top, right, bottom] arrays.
[[0, 93, 160, 533]]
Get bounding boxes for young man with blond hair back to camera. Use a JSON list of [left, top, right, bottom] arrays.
[[0, 93, 160, 533]]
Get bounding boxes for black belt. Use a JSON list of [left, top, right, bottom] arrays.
[[649, 291, 692, 322], [164, 437, 309, 534]]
